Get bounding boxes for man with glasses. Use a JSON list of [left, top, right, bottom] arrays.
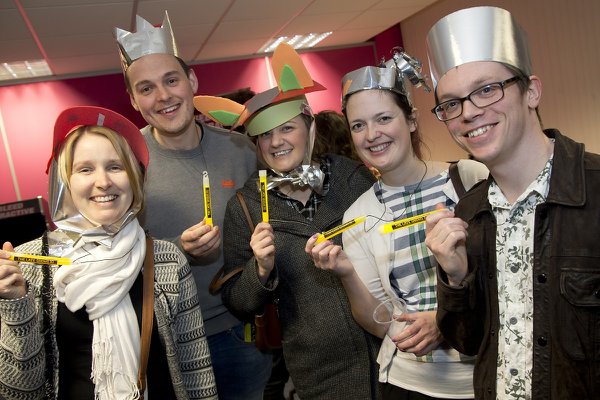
[[424, 6, 600, 400]]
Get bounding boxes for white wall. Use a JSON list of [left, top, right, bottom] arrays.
[[401, 0, 600, 161]]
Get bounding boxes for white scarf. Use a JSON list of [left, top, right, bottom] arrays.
[[53, 220, 146, 400]]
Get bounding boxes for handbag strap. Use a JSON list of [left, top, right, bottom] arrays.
[[208, 191, 254, 295], [137, 236, 155, 396]]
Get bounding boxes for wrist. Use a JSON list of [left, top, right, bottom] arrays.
[[447, 273, 466, 287]]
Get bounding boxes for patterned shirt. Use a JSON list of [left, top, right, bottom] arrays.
[[377, 172, 454, 349], [489, 158, 553, 400], [273, 156, 331, 220]]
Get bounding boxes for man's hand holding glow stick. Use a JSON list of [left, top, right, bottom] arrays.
[[203, 171, 213, 226]]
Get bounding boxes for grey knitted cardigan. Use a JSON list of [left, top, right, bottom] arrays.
[[0, 236, 217, 400], [222, 154, 381, 400]]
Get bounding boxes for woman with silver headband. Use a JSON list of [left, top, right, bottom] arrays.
[[195, 43, 380, 399], [0, 106, 216, 400], [306, 49, 488, 399]]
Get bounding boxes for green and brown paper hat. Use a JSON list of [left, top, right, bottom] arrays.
[[194, 43, 326, 136]]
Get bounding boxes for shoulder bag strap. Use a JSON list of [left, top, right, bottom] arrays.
[[208, 191, 255, 295], [448, 161, 467, 199], [208, 266, 244, 295], [236, 191, 255, 232], [137, 236, 155, 397]]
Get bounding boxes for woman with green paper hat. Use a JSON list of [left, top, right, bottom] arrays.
[[194, 44, 381, 399]]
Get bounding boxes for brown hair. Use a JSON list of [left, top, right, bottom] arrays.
[[343, 90, 426, 160], [313, 110, 360, 161]]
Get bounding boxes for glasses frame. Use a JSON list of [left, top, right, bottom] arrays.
[[431, 76, 522, 122]]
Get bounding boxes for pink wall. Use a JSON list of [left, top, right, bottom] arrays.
[[372, 24, 404, 63], [0, 44, 377, 205]]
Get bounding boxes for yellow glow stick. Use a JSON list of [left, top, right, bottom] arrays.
[[259, 170, 269, 223], [203, 171, 213, 226], [316, 216, 367, 244], [380, 209, 443, 234], [9, 253, 71, 266]]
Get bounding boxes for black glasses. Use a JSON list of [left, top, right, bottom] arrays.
[[431, 76, 522, 122]]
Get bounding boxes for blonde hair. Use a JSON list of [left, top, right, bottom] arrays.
[[56, 126, 145, 215]]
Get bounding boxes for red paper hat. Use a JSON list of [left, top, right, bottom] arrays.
[[47, 106, 148, 173]]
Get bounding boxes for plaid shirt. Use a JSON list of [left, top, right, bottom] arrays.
[[377, 173, 454, 315], [273, 156, 332, 220]]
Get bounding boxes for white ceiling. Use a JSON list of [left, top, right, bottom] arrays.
[[0, 0, 437, 85]]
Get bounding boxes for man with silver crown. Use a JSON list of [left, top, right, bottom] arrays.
[[424, 6, 600, 400], [114, 11, 272, 400]]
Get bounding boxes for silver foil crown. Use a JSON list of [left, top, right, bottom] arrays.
[[341, 47, 430, 110], [115, 11, 179, 72], [426, 6, 532, 88]]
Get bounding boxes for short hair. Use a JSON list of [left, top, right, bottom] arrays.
[[432, 63, 541, 125], [57, 126, 145, 216], [124, 55, 191, 93]]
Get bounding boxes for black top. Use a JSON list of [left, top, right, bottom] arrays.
[[56, 272, 176, 399]]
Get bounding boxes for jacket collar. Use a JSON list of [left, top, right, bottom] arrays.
[[465, 129, 586, 218], [544, 129, 586, 206]]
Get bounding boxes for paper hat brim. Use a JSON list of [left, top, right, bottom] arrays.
[[244, 97, 308, 136], [341, 65, 407, 109], [426, 6, 532, 88], [48, 106, 148, 173], [341, 48, 430, 110], [193, 96, 245, 128]]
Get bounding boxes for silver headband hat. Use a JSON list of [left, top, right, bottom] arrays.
[[426, 6, 532, 88], [115, 11, 179, 72], [341, 47, 431, 110]]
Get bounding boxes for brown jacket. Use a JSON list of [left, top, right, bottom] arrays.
[[437, 129, 600, 399]]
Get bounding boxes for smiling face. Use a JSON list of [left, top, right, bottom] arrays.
[[127, 53, 198, 139], [436, 61, 540, 169], [256, 114, 309, 173], [68, 133, 134, 228], [345, 90, 417, 179]]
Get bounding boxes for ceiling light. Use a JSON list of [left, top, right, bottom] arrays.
[[0, 60, 52, 82], [258, 32, 332, 53]]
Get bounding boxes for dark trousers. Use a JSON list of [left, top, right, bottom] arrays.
[[262, 348, 289, 400], [381, 383, 473, 400]]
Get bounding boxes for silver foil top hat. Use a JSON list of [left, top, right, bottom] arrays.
[[115, 11, 179, 72], [426, 6, 532, 88], [341, 47, 430, 110]]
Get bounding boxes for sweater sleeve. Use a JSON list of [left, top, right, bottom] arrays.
[[167, 243, 218, 399], [0, 288, 47, 399], [342, 195, 388, 303], [221, 193, 275, 320]]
